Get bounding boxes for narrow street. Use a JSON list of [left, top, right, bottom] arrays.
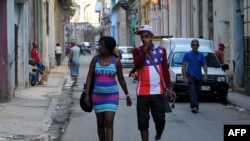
[[56, 54, 250, 141]]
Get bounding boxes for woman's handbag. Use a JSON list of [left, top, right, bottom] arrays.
[[146, 52, 172, 113], [80, 55, 97, 112], [80, 81, 94, 112]]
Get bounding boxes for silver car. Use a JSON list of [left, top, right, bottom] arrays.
[[118, 46, 134, 67]]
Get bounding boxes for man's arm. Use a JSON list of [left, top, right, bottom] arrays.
[[182, 62, 188, 83], [203, 64, 208, 81], [161, 47, 171, 88], [68, 49, 73, 66], [132, 47, 147, 69]]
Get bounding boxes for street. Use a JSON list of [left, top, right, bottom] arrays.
[[60, 54, 250, 141]]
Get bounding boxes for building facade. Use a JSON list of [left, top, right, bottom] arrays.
[[0, 0, 66, 102]]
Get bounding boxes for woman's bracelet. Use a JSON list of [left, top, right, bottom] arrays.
[[126, 94, 130, 98]]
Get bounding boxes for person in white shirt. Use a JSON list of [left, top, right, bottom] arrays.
[[55, 43, 62, 66]]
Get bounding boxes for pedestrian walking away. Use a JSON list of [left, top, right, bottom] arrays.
[[215, 43, 225, 64], [84, 36, 132, 141], [68, 41, 80, 87], [133, 25, 176, 141], [181, 39, 208, 113], [55, 43, 62, 66]]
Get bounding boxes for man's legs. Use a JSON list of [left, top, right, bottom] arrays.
[[30, 72, 36, 86], [187, 75, 199, 112], [137, 96, 150, 141], [70, 61, 79, 86], [34, 71, 39, 84], [140, 130, 149, 141], [151, 95, 165, 140], [194, 79, 201, 109]]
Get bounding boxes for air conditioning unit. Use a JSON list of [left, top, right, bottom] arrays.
[[15, 0, 26, 4]]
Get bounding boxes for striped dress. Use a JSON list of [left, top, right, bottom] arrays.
[[92, 56, 119, 113]]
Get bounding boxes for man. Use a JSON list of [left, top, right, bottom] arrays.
[[29, 58, 43, 85], [68, 42, 81, 87], [31, 42, 41, 63], [181, 39, 208, 113], [132, 25, 176, 141], [215, 43, 225, 64], [30, 42, 45, 81]]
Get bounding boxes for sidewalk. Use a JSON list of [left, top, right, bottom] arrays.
[[227, 91, 250, 114], [0, 58, 69, 140], [0, 57, 249, 140]]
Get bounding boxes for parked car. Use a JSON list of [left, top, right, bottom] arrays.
[[160, 38, 229, 103], [80, 42, 91, 54], [118, 46, 134, 67]]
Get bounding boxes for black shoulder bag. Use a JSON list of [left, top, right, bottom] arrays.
[[80, 55, 97, 112]]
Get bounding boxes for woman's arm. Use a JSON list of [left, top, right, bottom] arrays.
[[84, 55, 97, 106], [115, 58, 132, 106]]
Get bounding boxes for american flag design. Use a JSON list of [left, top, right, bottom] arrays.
[[137, 46, 165, 95]]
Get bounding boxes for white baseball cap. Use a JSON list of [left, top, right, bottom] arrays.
[[135, 25, 154, 35]]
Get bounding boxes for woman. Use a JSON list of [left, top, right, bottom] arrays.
[[84, 36, 132, 141], [55, 43, 62, 66]]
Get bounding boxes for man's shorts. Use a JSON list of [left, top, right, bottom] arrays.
[[137, 94, 165, 130], [70, 61, 80, 77]]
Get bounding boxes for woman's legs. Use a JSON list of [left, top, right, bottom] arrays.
[[96, 112, 115, 141], [96, 113, 105, 141], [104, 112, 115, 141]]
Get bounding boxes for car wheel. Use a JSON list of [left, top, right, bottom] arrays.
[[220, 92, 228, 104]]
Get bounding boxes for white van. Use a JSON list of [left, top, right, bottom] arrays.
[[160, 38, 229, 103]]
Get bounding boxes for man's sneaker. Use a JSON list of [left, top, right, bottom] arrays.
[[71, 83, 78, 88], [191, 107, 199, 113]]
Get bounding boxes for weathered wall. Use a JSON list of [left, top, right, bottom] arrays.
[[0, 0, 9, 101]]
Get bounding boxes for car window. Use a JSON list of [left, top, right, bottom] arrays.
[[171, 52, 185, 67], [202, 52, 221, 68], [171, 52, 221, 68], [119, 48, 133, 54]]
